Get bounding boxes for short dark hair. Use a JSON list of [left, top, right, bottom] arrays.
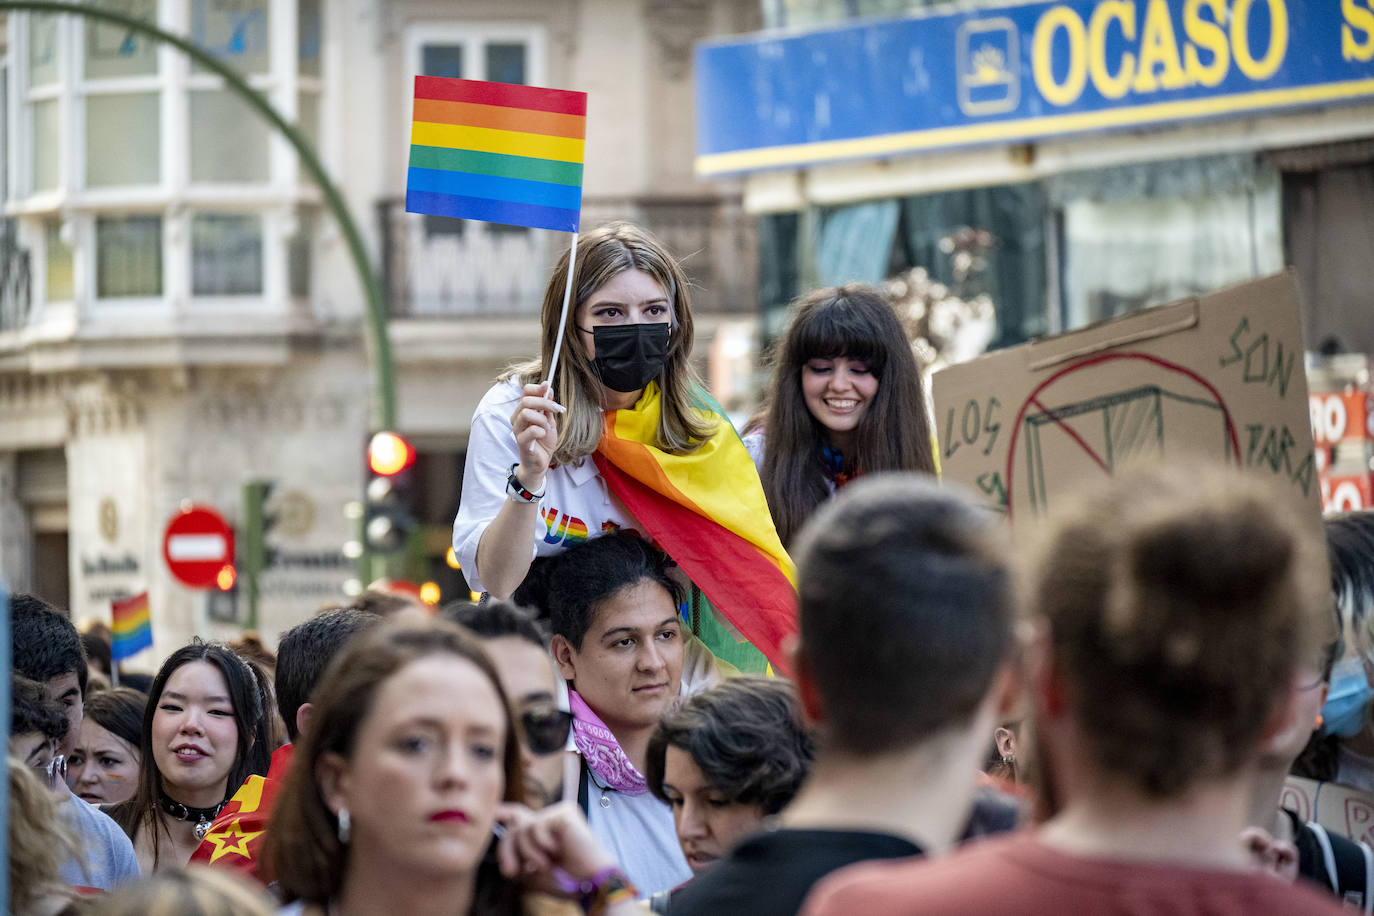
[[10, 674, 69, 742], [646, 677, 813, 815], [543, 533, 685, 651], [81, 631, 113, 677], [443, 599, 547, 649], [275, 608, 382, 742], [793, 474, 1013, 756], [11, 594, 88, 696], [82, 687, 147, 749]]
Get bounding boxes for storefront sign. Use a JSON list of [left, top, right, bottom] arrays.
[[695, 0, 1374, 176]]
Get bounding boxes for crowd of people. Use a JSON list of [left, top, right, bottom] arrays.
[[8, 220, 1374, 915]]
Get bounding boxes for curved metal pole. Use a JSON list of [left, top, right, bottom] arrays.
[[0, 1, 396, 428]]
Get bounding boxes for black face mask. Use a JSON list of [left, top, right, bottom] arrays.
[[586, 323, 670, 393]]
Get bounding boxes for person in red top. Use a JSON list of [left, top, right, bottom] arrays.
[[190, 607, 380, 881], [802, 464, 1349, 916]]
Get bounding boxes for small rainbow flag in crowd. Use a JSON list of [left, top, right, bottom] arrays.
[[111, 591, 152, 661], [405, 76, 586, 233]]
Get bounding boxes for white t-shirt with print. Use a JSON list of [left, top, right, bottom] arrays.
[[453, 378, 641, 594]]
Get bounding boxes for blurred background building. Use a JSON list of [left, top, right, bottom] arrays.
[[0, 0, 760, 655]]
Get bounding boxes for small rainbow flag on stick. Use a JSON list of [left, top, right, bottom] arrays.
[[111, 591, 152, 661], [406, 76, 587, 233]]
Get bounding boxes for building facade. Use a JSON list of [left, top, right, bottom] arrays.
[[696, 0, 1374, 355], [0, 0, 760, 658]]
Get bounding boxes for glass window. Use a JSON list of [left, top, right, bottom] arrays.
[[192, 213, 262, 295], [190, 89, 269, 182], [96, 215, 162, 297], [422, 45, 464, 78], [86, 93, 160, 187], [28, 14, 60, 87], [191, 0, 270, 75], [485, 44, 526, 84], [84, 0, 158, 79], [31, 99, 60, 192], [44, 220, 73, 301], [298, 0, 322, 77]]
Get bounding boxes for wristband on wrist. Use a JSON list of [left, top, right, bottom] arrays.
[[574, 867, 637, 915], [506, 463, 545, 503]]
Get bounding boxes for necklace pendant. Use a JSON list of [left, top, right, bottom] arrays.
[[194, 818, 212, 841]]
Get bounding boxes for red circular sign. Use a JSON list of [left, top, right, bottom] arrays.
[[163, 505, 235, 590]]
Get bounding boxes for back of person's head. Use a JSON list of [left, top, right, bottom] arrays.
[[10, 674, 68, 742], [8, 756, 81, 916], [11, 594, 88, 695], [1026, 464, 1328, 797], [444, 599, 547, 649], [83, 865, 275, 916], [792, 473, 1013, 756], [275, 607, 382, 743], [543, 533, 684, 650], [646, 676, 814, 815], [229, 632, 277, 674], [81, 627, 113, 677], [81, 686, 147, 754]]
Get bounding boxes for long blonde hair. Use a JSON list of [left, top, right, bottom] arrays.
[[509, 221, 715, 463]]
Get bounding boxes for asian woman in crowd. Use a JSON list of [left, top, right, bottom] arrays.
[[108, 641, 270, 872], [746, 285, 936, 547]]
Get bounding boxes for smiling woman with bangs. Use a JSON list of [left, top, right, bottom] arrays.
[[746, 285, 937, 547], [107, 641, 270, 872]]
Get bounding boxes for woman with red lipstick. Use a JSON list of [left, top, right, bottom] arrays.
[[745, 285, 936, 547], [107, 641, 270, 872], [271, 620, 643, 916]]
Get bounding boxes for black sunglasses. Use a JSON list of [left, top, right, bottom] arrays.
[[521, 704, 574, 756]]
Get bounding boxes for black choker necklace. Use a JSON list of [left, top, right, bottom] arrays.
[[158, 791, 227, 840]]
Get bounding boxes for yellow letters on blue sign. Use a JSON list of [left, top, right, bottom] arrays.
[[1031, 0, 1294, 107]]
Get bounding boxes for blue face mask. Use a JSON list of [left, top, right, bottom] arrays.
[[1323, 657, 1374, 737]]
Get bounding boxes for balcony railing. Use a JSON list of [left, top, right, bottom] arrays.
[[0, 221, 33, 333], [377, 195, 758, 318]]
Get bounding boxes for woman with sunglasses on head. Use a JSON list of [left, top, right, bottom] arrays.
[[107, 641, 271, 872], [453, 221, 792, 675], [270, 619, 643, 916], [745, 285, 936, 548], [67, 687, 146, 806]]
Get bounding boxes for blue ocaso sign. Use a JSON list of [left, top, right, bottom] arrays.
[[694, 0, 1374, 176]]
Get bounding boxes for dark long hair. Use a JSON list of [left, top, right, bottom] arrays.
[[107, 641, 267, 867], [83, 687, 147, 750], [269, 621, 525, 913], [756, 285, 936, 546]]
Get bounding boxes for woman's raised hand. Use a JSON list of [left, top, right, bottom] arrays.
[[510, 382, 564, 490], [495, 801, 623, 896]]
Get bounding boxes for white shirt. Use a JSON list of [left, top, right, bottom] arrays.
[[453, 378, 640, 594], [585, 764, 693, 898]]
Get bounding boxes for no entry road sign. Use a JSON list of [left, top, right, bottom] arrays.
[[163, 506, 235, 590]]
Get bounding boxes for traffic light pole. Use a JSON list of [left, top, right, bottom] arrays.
[[240, 481, 273, 631], [0, 1, 397, 431]]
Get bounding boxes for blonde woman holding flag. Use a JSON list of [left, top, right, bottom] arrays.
[[452, 221, 793, 676]]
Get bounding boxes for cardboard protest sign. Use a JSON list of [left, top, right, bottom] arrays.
[[932, 271, 1318, 518], [1282, 776, 1374, 845]]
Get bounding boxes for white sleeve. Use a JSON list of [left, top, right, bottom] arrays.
[[453, 390, 533, 594], [741, 431, 765, 472]]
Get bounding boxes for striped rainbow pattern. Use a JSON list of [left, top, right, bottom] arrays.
[[594, 384, 797, 674], [111, 591, 152, 661], [405, 76, 586, 232]]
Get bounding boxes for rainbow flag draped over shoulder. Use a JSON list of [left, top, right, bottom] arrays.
[[595, 385, 797, 675], [110, 592, 151, 661], [405, 76, 586, 232]]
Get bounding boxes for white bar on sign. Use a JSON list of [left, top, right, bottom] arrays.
[[167, 533, 227, 561]]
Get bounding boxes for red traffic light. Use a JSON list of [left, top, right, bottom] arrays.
[[369, 432, 416, 476]]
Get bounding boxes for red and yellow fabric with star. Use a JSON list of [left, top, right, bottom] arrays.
[[189, 742, 293, 881]]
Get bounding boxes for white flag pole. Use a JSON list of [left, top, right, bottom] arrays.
[[542, 228, 579, 396]]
